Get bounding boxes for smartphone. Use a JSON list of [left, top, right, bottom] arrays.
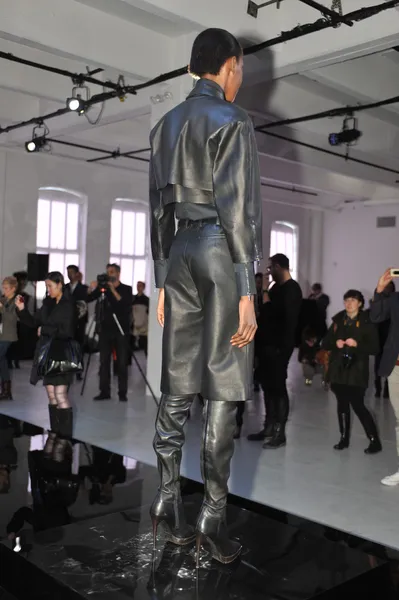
[[390, 269, 399, 278]]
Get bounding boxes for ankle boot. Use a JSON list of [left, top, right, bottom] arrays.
[[365, 436, 382, 454], [48, 405, 59, 432], [334, 412, 350, 450], [263, 422, 286, 449], [57, 408, 73, 438], [151, 394, 196, 550], [196, 400, 241, 566], [0, 380, 12, 400]]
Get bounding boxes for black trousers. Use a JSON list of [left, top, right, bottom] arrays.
[[99, 333, 129, 396], [260, 348, 292, 427], [332, 384, 378, 438]]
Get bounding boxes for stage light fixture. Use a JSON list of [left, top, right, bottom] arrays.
[[329, 115, 362, 147], [66, 84, 90, 114], [25, 122, 50, 153]]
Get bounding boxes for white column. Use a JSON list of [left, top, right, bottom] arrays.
[[146, 76, 193, 399]]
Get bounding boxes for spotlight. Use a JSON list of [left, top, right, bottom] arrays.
[[66, 95, 86, 113], [25, 136, 47, 153], [329, 116, 362, 147]]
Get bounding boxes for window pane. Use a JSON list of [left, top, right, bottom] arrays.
[[50, 201, 66, 249], [49, 252, 65, 274], [66, 203, 79, 250], [36, 281, 46, 301], [134, 213, 146, 256], [37, 199, 50, 248], [121, 258, 134, 288], [110, 256, 119, 266], [110, 210, 122, 255], [65, 253, 80, 278], [121, 211, 135, 256], [133, 259, 146, 289]]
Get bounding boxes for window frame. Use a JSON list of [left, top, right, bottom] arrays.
[[109, 199, 149, 293], [270, 220, 298, 281]]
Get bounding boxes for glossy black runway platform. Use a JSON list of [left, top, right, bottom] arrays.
[[0, 413, 392, 600]]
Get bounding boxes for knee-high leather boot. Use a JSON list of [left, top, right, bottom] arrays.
[[196, 400, 241, 566], [151, 394, 196, 549]]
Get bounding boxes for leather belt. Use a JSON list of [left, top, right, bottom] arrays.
[[178, 217, 221, 229]]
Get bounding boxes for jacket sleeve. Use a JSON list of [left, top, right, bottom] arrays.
[[17, 307, 41, 328], [213, 118, 263, 266], [370, 292, 392, 323], [149, 157, 175, 288], [322, 322, 337, 351]]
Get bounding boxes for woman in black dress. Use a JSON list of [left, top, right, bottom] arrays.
[[323, 289, 381, 454], [15, 272, 75, 437]]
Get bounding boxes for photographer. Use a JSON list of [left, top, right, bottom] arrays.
[[323, 289, 381, 454], [88, 263, 132, 402]]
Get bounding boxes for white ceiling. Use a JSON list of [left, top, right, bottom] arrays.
[[0, 0, 399, 208]]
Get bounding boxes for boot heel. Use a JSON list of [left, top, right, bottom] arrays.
[[195, 533, 203, 569], [151, 516, 159, 552]]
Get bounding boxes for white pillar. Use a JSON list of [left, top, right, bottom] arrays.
[[146, 76, 193, 399]]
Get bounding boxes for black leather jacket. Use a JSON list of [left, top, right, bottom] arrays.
[[149, 79, 263, 286]]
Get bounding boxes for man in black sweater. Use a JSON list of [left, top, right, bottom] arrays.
[[248, 253, 302, 448], [88, 263, 132, 402]]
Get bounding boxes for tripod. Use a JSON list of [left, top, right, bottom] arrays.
[[80, 290, 158, 406]]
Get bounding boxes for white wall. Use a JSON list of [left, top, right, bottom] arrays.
[[322, 203, 399, 319], [0, 148, 149, 280]]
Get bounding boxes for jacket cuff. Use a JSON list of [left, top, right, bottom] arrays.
[[154, 260, 168, 288], [234, 263, 256, 296]]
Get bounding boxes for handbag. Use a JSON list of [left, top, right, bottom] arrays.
[[44, 339, 83, 376], [36, 337, 54, 378]]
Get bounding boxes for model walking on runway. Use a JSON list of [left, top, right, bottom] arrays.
[[149, 28, 263, 564]]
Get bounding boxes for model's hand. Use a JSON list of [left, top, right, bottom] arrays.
[[336, 339, 345, 349], [345, 338, 358, 348], [37, 327, 41, 337], [231, 297, 257, 349], [376, 269, 393, 293], [157, 288, 165, 328]]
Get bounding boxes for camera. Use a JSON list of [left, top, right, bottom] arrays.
[[97, 273, 110, 288]]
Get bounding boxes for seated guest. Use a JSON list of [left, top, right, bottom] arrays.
[[323, 289, 381, 454], [298, 327, 322, 385]]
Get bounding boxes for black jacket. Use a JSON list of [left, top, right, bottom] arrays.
[[88, 283, 132, 336], [149, 78, 262, 277], [323, 310, 379, 388], [370, 291, 399, 377], [18, 296, 75, 384]]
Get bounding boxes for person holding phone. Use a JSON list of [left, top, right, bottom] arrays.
[[370, 269, 399, 485], [323, 289, 381, 454], [15, 272, 76, 438]]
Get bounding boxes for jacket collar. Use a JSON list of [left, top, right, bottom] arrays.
[[187, 78, 226, 102]]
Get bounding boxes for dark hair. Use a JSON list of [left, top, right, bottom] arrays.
[[137, 281, 146, 288], [189, 28, 242, 78], [344, 289, 365, 308], [13, 270, 28, 282], [270, 253, 290, 270], [255, 272, 263, 280], [67, 265, 79, 274], [46, 271, 64, 286], [312, 283, 322, 292], [107, 263, 121, 273]]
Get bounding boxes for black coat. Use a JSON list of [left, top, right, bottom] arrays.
[[18, 296, 75, 384], [370, 291, 399, 377], [322, 310, 379, 389]]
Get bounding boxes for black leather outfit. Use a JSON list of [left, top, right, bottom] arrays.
[[149, 78, 263, 563]]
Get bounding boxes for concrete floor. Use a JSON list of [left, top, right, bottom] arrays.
[[1, 352, 399, 551]]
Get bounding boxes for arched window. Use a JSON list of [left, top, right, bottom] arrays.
[[36, 187, 86, 298], [110, 199, 148, 291], [270, 221, 298, 281]]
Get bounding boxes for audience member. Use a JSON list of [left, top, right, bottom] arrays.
[[248, 254, 302, 449], [370, 269, 399, 485], [132, 281, 149, 356], [298, 326, 323, 386], [65, 265, 88, 381], [370, 280, 395, 399], [323, 289, 381, 454], [88, 263, 132, 402], [0, 276, 19, 400]]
